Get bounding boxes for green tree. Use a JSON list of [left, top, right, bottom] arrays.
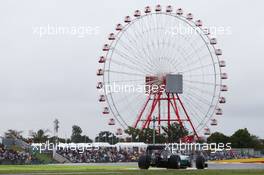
[[162, 123, 189, 143], [207, 132, 230, 144], [70, 125, 92, 143], [95, 131, 117, 144], [81, 135, 93, 143], [230, 128, 253, 148], [48, 136, 69, 143], [125, 123, 187, 144], [141, 128, 166, 144], [4, 129, 23, 139], [31, 129, 49, 143], [71, 125, 83, 143], [125, 127, 140, 142], [250, 135, 264, 149]]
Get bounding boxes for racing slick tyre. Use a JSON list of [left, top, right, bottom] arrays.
[[187, 160, 192, 167], [138, 155, 151, 169], [168, 155, 181, 169], [196, 155, 206, 169]]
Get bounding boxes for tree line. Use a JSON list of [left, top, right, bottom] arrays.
[[3, 124, 264, 149], [207, 128, 264, 149]]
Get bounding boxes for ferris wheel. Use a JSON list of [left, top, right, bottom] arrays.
[[96, 5, 228, 140]]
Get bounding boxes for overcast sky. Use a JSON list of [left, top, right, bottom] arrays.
[[1, 0, 264, 139]]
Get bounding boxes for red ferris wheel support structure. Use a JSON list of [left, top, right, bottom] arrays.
[[133, 83, 199, 140]]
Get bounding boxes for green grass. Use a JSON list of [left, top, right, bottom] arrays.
[[33, 152, 55, 164], [0, 165, 132, 174], [0, 165, 264, 175]]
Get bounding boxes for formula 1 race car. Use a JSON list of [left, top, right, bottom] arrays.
[[138, 144, 208, 169]]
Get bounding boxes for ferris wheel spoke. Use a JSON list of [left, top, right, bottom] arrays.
[[183, 92, 214, 127], [180, 94, 208, 122], [113, 47, 145, 66], [112, 48, 154, 73], [117, 93, 142, 112], [141, 34, 158, 67], [166, 46, 189, 72], [164, 20, 185, 61], [109, 78, 145, 83], [110, 93, 145, 125], [165, 28, 201, 67], [116, 93, 146, 119], [183, 73, 217, 77], [122, 28, 157, 70], [116, 40, 154, 70], [181, 92, 209, 113], [180, 63, 217, 73], [143, 46, 163, 71], [183, 73, 217, 78], [110, 92, 137, 105], [162, 33, 175, 64], [177, 52, 210, 74], [123, 22, 145, 45], [185, 43, 207, 74], [155, 14, 162, 51], [146, 42, 166, 70], [130, 95, 152, 115], [117, 39, 145, 60], [155, 37, 182, 72], [177, 94, 205, 129], [183, 95, 209, 116], [111, 59, 152, 75], [126, 31, 162, 72], [138, 15, 152, 52], [118, 31, 154, 65], [172, 42, 207, 70], [161, 14, 173, 59], [173, 38, 207, 69], [159, 35, 178, 68], [105, 70, 145, 76], [176, 52, 211, 72], [157, 15, 167, 61], [142, 15, 163, 71], [183, 79, 217, 86], [184, 83, 215, 96], [165, 38, 196, 72], [107, 94, 129, 127], [184, 89, 212, 106], [176, 99, 202, 130]]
